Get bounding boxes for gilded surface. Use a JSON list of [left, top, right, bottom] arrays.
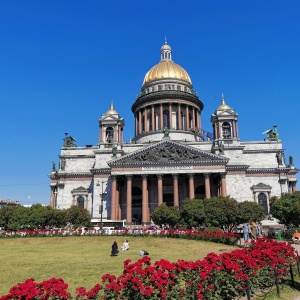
[[143, 60, 192, 85]]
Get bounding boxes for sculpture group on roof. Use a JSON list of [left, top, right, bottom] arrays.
[[63, 133, 77, 147], [263, 125, 281, 142]]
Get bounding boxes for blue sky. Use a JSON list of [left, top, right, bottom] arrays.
[[0, 0, 299, 205]]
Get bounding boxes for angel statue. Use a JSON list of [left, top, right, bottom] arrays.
[[163, 127, 170, 137], [63, 132, 77, 147], [262, 125, 281, 142]]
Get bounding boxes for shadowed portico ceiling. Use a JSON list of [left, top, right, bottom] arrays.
[[108, 140, 228, 168]]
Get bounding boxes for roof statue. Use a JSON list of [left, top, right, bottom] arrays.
[[63, 132, 77, 147], [163, 127, 170, 138], [218, 141, 225, 155], [262, 125, 281, 142], [52, 161, 56, 172], [112, 145, 117, 157]]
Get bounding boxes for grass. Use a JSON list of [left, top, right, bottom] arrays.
[[0, 236, 236, 296], [0, 236, 300, 300]]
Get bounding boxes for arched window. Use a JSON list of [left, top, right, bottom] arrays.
[[222, 122, 231, 139], [177, 85, 181, 91], [106, 127, 114, 143], [163, 110, 170, 128], [77, 196, 84, 209], [258, 193, 268, 215], [158, 85, 162, 91]]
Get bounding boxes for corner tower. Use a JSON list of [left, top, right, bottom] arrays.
[[131, 41, 204, 142], [98, 103, 125, 144], [210, 96, 239, 142]]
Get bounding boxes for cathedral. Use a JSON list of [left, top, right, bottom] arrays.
[[49, 41, 298, 225]]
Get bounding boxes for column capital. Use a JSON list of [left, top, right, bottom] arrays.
[[172, 173, 179, 179], [220, 172, 227, 179], [279, 178, 287, 184], [157, 174, 163, 179], [111, 175, 117, 181], [126, 175, 133, 181], [188, 173, 195, 179], [142, 174, 148, 180], [203, 173, 211, 179]]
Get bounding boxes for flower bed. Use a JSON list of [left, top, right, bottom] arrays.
[[0, 238, 297, 300]]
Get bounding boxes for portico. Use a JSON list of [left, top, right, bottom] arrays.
[[108, 140, 228, 224]]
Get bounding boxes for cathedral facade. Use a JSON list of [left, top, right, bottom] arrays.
[[49, 42, 298, 225]]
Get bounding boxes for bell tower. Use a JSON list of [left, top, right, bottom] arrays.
[[98, 103, 125, 144], [210, 96, 239, 142]]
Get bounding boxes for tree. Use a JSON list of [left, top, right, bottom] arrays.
[[0, 206, 15, 228], [150, 203, 181, 227], [180, 198, 205, 228], [236, 201, 265, 224], [203, 196, 239, 231], [64, 206, 91, 228], [46, 209, 66, 228], [7, 206, 30, 230], [28, 204, 50, 228], [270, 192, 300, 226]]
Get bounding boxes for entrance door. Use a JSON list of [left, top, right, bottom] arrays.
[[258, 193, 268, 215], [132, 187, 142, 224]]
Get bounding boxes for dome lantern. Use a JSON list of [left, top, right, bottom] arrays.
[[160, 40, 172, 60], [142, 41, 192, 86]]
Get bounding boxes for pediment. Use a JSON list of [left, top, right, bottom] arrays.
[[71, 186, 89, 192], [217, 110, 235, 116], [101, 115, 119, 121], [108, 140, 228, 167], [251, 182, 272, 190]]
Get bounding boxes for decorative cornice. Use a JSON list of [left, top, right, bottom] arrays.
[[59, 155, 95, 159], [226, 165, 249, 171], [49, 172, 93, 179], [223, 146, 245, 150], [246, 168, 277, 174], [243, 149, 283, 154], [132, 90, 203, 112], [90, 168, 111, 175]]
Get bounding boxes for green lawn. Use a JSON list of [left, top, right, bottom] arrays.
[[0, 236, 300, 300]]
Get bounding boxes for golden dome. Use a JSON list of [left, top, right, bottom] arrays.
[[217, 97, 231, 110], [143, 60, 192, 85], [105, 103, 118, 115], [142, 41, 192, 85]]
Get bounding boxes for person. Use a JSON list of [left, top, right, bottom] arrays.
[[138, 250, 149, 256], [243, 222, 249, 247], [111, 241, 119, 256], [256, 222, 262, 237], [250, 222, 257, 241], [292, 230, 300, 244], [121, 239, 129, 251]]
